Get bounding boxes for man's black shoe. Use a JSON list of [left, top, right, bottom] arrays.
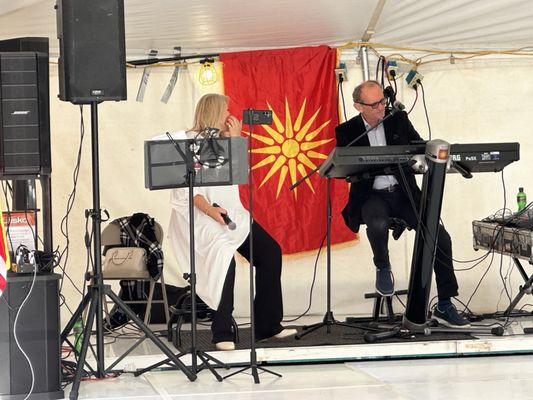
[[432, 304, 470, 327], [375, 267, 394, 296]]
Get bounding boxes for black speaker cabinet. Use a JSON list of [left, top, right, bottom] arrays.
[[0, 42, 52, 177], [0, 37, 49, 54], [0, 273, 63, 399], [56, 0, 127, 104]]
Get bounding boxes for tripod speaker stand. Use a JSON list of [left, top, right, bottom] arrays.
[[60, 104, 195, 400]]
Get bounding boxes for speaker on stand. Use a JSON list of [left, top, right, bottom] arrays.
[[56, 2, 195, 398], [57, 0, 127, 103], [0, 37, 53, 253]]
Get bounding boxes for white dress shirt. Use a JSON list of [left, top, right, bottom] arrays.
[[362, 117, 399, 190]]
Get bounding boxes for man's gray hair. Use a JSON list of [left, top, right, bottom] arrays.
[[352, 80, 382, 103]]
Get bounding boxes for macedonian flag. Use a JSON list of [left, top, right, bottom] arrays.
[[221, 46, 355, 254]]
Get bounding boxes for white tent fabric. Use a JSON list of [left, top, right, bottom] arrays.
[[1, 0, 533, 57], [0, 0, 532, 323]]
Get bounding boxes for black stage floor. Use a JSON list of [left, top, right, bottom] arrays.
[[175, 323, 476, 351]]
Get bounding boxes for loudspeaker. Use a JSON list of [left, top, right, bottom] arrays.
[[56, 0, 127, 104], [0, 38, 51, 177], [0, 37, 49, 53], [0, 274, 63, 399]]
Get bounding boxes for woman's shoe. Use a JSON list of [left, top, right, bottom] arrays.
[[215, 341, 235, 351], [273, 328, 297, 339], [258, 328, 298, 342]]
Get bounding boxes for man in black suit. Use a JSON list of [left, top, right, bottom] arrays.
[[335, 80, 468, 326]]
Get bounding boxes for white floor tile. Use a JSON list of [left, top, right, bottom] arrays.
[[64, 315, 533, 399], [347, 355, 533, 384], [66, 355, 533, 400]]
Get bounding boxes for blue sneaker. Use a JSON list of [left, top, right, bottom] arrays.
[[433, 304, 470, 327], [376, 267, 394, 296]]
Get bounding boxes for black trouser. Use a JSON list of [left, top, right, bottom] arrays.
[[360, 188, 459, 299], [211, 221, 284, 343]]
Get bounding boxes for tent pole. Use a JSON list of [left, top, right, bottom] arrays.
[[359, 0, 386, 81], [360, 46, 371, 81]]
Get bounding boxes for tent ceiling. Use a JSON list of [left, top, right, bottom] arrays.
[[0, 0, 532, 58]]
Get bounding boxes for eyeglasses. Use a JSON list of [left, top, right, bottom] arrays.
[[357, 97, 387, 109]]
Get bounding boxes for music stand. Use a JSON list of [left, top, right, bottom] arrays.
[[135, 134, 248, 380]]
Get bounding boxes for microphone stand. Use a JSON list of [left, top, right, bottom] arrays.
[[292, 107, 402, 340], [292, 107, 401, 186], [291, 169, 367, 340], [223, 109, 281, 383], [346, 107, 400, 147]]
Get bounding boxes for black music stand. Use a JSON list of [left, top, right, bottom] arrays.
[[223, 109, 282, 383], [60, 105, 196, 400], [135, 134, 248, 380]]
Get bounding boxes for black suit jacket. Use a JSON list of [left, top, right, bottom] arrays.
[[335, 111, 423, 233]]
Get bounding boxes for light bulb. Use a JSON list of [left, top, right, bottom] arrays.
[[198, 58, 217, 85]]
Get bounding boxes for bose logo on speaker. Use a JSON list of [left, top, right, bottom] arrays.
[[11, 110, 31, 115]]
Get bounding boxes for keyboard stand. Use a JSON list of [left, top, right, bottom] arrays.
[[504, 257, 533, 317]]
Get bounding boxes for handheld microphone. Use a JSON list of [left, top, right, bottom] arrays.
[[213, 203, 236, 230]]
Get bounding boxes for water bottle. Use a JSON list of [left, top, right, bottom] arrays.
[[517, 187, 527, 211], [73, 318, 84, 353]]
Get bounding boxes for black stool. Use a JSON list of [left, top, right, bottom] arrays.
[[362, 217, 410, 323], [364, 289, 408, 324]]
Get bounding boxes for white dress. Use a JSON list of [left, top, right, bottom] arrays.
[[158, 131, 250, 310]]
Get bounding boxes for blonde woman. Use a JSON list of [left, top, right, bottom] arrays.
[[167, 94, 296, 350]]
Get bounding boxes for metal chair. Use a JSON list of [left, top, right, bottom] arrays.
[[101, 221, 170, 325]]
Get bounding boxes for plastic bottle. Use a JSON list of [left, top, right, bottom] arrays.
[[73, 318, 84, 353], [517, 187, 527, 211]]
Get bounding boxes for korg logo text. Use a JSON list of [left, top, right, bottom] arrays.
[[12, 110, 30, 115]]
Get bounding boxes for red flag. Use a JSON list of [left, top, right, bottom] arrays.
[[221, 46, 355, 254]]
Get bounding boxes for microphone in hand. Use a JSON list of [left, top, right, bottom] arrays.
[[213, 203, 236, 230]]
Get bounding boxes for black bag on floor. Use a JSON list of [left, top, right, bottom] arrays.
[[106, 280, 212, 330]]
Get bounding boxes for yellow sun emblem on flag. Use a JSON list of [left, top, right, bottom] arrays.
[[243, 98, 333, 198]]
